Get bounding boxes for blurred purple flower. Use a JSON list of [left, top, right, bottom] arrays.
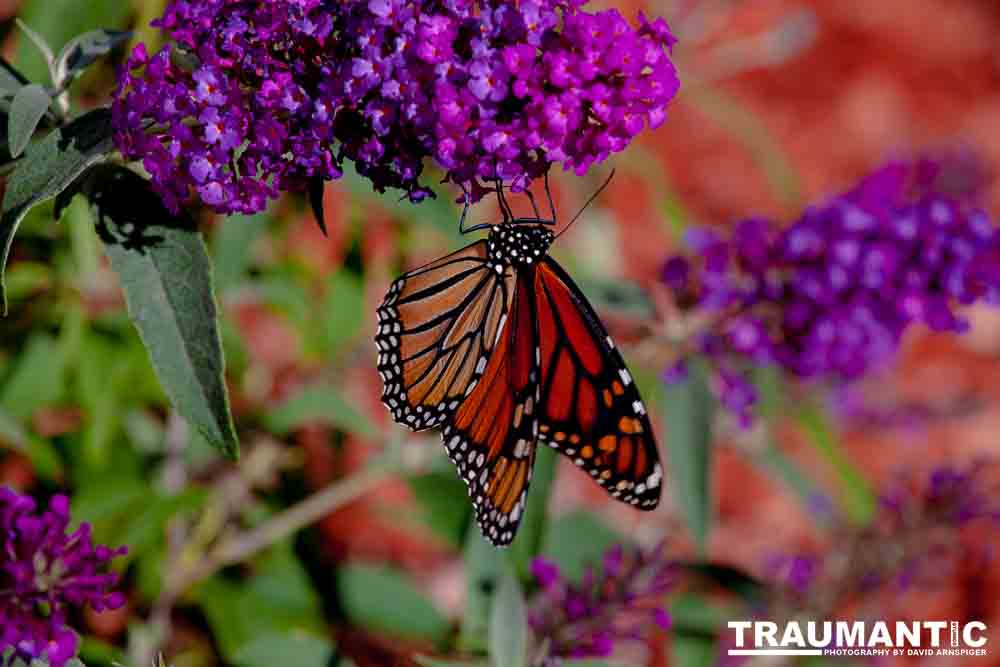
[[113, 0, 679, 215], [529, 542, 676, 661], [0, 488, 127, 667], [660, 156, 1000, 423], [766, 462, 1000, 602]]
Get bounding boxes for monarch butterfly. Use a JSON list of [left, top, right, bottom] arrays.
[[375, 174, 662, 546]]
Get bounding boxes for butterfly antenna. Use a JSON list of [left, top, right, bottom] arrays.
[[556, 169, 616, 239]]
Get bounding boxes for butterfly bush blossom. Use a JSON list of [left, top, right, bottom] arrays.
[[112, 0, 679, 215], [660, 157, 1000, 423], [529, 543, 674, 662], [766, 463, 1000, 605], [0, 488, 127, 667]]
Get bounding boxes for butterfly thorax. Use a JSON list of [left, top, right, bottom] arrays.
[[486, 224, 555, 274]]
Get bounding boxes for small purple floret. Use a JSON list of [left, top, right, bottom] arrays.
[[0, 488, 127, 667]]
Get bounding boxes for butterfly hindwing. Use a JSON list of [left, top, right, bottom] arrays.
[[534, 257, 663, 509], [442, 271, 540, 546], [376, 240, 515, 431]]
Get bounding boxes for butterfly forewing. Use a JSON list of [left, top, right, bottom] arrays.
[[376, 240, 515, 431], [534, 258, 663, 509], [442, 271, 540, 546]]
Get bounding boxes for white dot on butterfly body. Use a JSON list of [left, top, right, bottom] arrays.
[[619, 368, 632, 386]]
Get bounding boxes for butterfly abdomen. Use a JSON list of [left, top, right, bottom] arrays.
[[486, 224, 554, 273]]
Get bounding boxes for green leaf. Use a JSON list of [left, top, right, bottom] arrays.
[[680, 562, 764, 603], [14, 0, 130, 85], [671, 635, 716, 667], [0, 107, 113, 312], [319, 270, 364, 357], [540, 511, 623, 583], [488, 566, 528, 667], [196, 541, 325, 660], [662, 360, 714, 553], [337, 564, 450, 641], [8, 83, 51, 158], [408, 471, 472, 547], [117, 488, 206, 555], [212, 212, 269, 293], [0, 334, 66, 418], [77, 332, 132, 467], [796, 400, 875, 524], [460, 530, 506, 652], [415, 659, 487, 667], [264, 384, 375, 437], [53, 29, 131, 89], [308, 176, 328, 236], [88, 165, 239, 458], [3, 261, 52, 302], [509, 446, 555, 579], [0, 57, 30, 94], [15, 20, 55, 81], [0, 407, 63, 481], [233, 633, 333, 667]]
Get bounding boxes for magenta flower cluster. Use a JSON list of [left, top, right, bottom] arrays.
[[0, 488, 126, 667], [661, 157, 1000, 423], [112, 0, 679, 215], [766, 463, 1000, 599], [529, 543, 674, 662]]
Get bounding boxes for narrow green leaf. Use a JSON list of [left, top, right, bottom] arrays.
[[415, 658, 487, 667], [199, 552, 326, 664], [669, 593, 728, 638], [53, 29, 131, 89], [88, 165, 239, 458], [460, 530, 506, 652], [0, 107, 113, 312], [233, 633, 333, 667], [15, 19, 55, 81], [212, 212, 269, 293], [671, 635, 716, 667], [540, 511, 623, 582], [509, 446, 555, 579], [408, 471, 472, 546], [0, 334, 66, 418], [308, 176, 328, 236], [0, 57, 30, 93], [488, 566, 528, 667], [680, 562, 765, 603], [0, 408, 63, 481], [796, 400, 875, 524], [662, 360, 714, 554], [337, 564, 450, 641], [8, 84, 51, 158], [320, 270, 364, 357], [14, 0, 131, 86], [264, 384, 375, 437]]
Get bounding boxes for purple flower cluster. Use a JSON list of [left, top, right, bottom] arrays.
[[766, 463, 1000, 601], [661, 157, 1000, 423], [113, 0, 679, 215], [0, 489, 127, 667], [529, 543, 674, 662]]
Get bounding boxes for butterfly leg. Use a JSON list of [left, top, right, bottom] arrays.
[[524, 188, 542, 220], [544, 171, 558, 223], [457, 182, 477, 234], [494, 178, 515, 223]]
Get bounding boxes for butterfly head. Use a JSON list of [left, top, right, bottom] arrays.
[[487, 224, 554, 273]]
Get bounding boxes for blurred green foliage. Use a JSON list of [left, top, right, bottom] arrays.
[[0, 1, 885, 666]]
